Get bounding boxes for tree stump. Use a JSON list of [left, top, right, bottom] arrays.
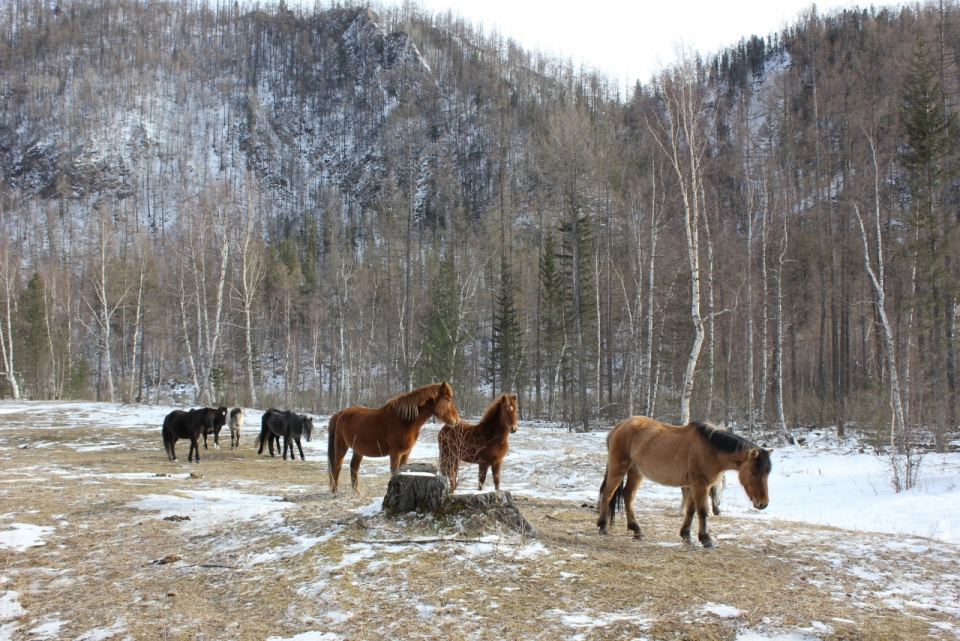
[[382, 463, 450, 514], [381, 464, 537, 537], [446, 491, 538, 537]]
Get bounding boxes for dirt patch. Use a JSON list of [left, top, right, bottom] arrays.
[[0, 410, 957, 639]]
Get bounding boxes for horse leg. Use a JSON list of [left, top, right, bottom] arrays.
[[169, 437, 178, 462], [397, 451, 411, 467], [680, 485, 713, 546], [350, 453, 364, 493], [477, 464, 488, 490], [623, 464, 644, 539], [491, 462, 502, 491], [189, 437, 201, 463], [329, 444, 347, 493], [709, 481, 722, 516], [295, 438, 305, 461], [695, 489, 714, 548], [282, 436, 290, 461]]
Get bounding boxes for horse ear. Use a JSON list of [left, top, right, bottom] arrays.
[[441, 381, 453, 396], [749, 448, 760, 459], [764, 448, 773, 456]]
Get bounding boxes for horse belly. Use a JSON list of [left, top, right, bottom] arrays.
[[632, 451, 690, 487]]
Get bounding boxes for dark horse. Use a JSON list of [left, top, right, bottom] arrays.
[[202, 406, 228, 450], [162, 407, 224, 463], [327, 382, 460, 493], [256, 409, 314, 460], [597, 416, 772, 548], [438, 393, 518, 491]]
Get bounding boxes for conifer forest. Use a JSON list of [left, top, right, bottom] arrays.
[[2, 0, 960, 449]]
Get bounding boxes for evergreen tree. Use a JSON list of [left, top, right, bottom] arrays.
[[490, 259, 523, 396], [416, 253, 467, 388], [538, 231, 566, 419], [16, 273, 49, 397], [899, 34, 959, 449]]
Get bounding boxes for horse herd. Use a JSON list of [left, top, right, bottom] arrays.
[[160, 381, 773, 547]]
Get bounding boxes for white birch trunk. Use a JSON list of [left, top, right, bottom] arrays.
[[0, 246, 19, 399], [855, 136, 906, 452]]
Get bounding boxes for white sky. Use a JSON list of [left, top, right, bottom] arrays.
[[380, 0, 863, 87]]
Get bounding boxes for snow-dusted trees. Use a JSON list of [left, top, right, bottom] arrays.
[[171, 187, 232, 405], [4, 0, 960, 458]]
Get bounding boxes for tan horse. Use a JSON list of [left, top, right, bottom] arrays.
[[597, 416, 772, 548], [327, 382, 460, 493], [438, 393, 518, 491]]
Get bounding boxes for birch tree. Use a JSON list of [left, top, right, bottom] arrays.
[[855, 133, 907, 454], [234, 193, 267, 408], [647, 52, 712, 425], [0, 241, 20, 399]]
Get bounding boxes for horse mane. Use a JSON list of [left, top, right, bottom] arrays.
[[478, 394, 510, 424], [692, 422, 772, 473], [387, 382, 450, 422]]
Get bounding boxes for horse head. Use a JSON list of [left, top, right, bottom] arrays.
[[433, 382, 460, 427], [302, 415, 314, 442], [501, 394, 519, 434], [737, 447, 772, 510]]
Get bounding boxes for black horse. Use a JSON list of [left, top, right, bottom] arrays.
[[202, 406, 228, 450], [256, 409, 314, 460], [162, 407, 222, 463]]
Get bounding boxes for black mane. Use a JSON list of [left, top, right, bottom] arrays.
[[692, 422, 772, 473]]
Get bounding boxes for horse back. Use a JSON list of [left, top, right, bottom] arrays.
[[609, 416, 703, 487], [438, 419, 507, 466], [334, 403, 419, 457]]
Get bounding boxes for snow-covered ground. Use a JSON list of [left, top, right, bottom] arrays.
[[2, 400, 959, 542], [1, 401, 960, 640]]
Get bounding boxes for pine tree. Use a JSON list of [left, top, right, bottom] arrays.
[[416, 253, 467, 388], [539, 231, 566, 420], [490, 259, 523, 396], [899, 34, 959, 449], [16, 273, 49, 397]]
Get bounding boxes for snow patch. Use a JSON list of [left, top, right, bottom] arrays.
[[0, 523, 55, 551]]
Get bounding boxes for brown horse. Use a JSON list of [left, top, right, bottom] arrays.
[[438, 393, 518, 491], [597, 416, 772, 548], [327, 382, 460, 493]]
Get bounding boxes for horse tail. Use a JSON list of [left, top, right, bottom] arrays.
[[327, 412, 339, 472], [598, 467, 624, 527], [161, 420, 173, 460]]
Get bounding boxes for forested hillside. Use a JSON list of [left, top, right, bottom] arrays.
[[1, 0, 959, 450]]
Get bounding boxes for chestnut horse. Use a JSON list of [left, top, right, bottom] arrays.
[[327, 382, 460, 493], [597, 416, 772, 548], [438, 393, 518, 491]]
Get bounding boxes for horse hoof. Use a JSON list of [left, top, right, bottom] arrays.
[[632, 532, 644, 540], [598, 528, 609, 536], [682, 535, 693, 545], [700, 537, 715, 548]]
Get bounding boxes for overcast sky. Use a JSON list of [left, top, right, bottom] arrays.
[[378, 0, 862, 87]]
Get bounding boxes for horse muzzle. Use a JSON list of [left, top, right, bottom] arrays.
[[753, 501, 768, 510]]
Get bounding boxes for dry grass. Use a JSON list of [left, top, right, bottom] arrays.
[[0, 414, 958, 640]]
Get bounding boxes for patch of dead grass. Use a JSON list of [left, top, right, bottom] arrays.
[[0, 416, 957, 639]]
